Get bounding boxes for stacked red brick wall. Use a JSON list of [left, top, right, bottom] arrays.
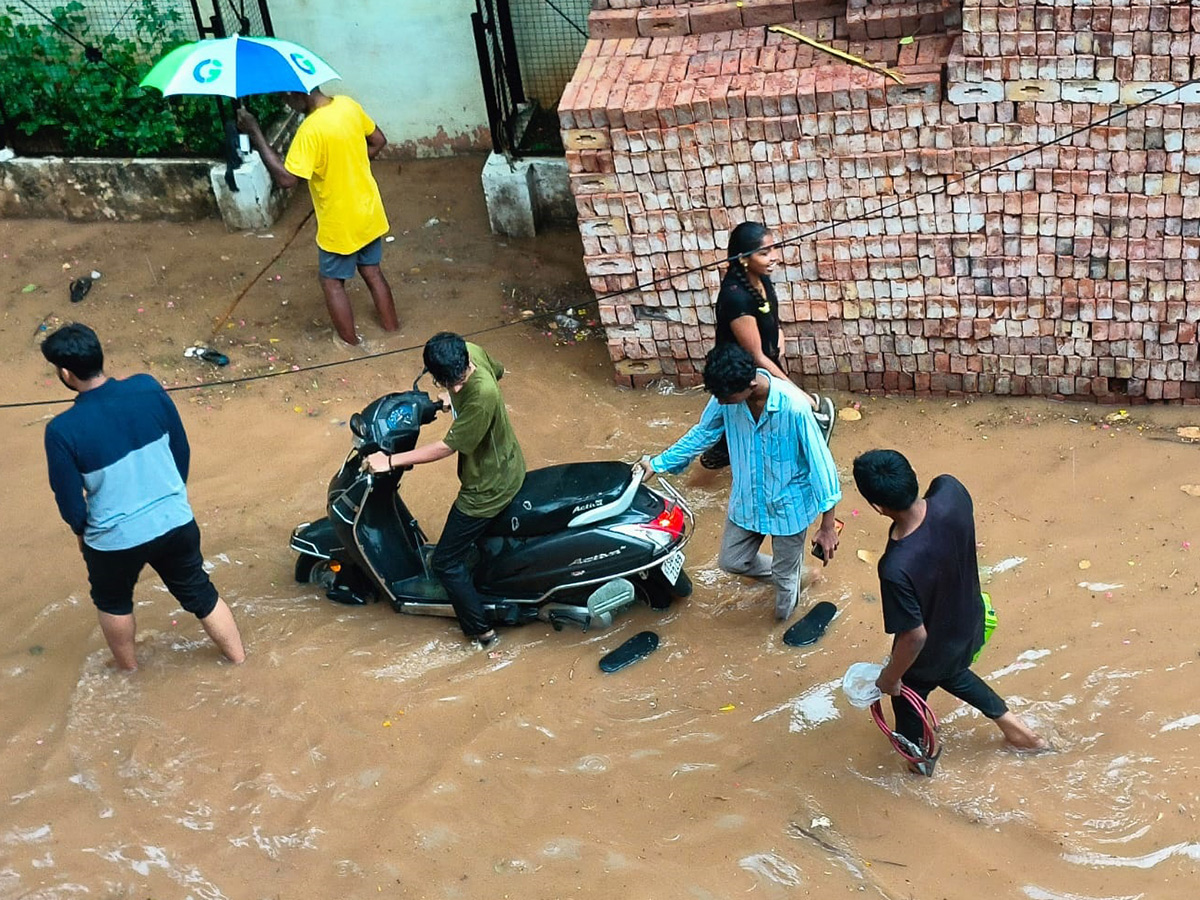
[[561, 0, 1200, 402]]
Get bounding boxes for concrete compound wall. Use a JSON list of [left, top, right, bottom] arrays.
[[560, 0, 1200, 402], [269, 0, 491, 157], [0, 156, 218, 221]]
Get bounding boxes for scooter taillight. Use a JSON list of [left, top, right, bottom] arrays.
[[646, 501, 685, 539]]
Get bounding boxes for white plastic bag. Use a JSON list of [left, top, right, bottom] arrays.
[[841, 662, 884, 709]]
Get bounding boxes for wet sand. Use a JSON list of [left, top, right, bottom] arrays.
[[2, 156, 1198, 898]]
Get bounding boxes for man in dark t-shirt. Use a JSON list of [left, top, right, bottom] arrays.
[[853, 450, 1047, 765]]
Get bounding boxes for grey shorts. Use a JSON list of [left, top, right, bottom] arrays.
[[318, 237, 383, 280]]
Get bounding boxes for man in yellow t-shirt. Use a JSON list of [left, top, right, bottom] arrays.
[[238, 89, 398, 349]]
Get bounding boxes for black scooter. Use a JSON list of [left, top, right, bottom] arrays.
[[290, 381, 693, 632]]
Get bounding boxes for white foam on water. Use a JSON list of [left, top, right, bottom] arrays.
[[983, 556, 1026, 575], [988, 648, 1052, 679], [227, 824, 323, 860], [1023, 887, 1144, 900], [738, 852, 803, 886], [789, 680, 842, 732], [517, 720, 556, 739], [86, 845, 229, 899], [2, 824, 51, 844], [1159, 714, 1200, 733], [671, 762, 718, 776], [752, 679, 841, 732], [368, 639, 463, 682], [1064, 842, 1200, 869]]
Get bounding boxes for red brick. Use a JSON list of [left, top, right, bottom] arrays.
[[689, 2, 743, 35], [740, 0, 795, 29], [587, 9, 638, 40]]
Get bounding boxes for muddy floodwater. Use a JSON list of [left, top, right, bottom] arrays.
[[2, 157, 1198, 898]]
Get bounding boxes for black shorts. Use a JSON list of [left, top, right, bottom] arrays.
[[82, 520, 219, 618]]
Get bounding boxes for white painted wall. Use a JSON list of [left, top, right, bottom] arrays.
[[268, 0, 491, 156]]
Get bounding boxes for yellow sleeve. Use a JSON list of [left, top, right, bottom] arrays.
[[284, 125, 316, 180], [356, 100, 376, 136]]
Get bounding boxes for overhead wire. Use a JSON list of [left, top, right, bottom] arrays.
[[2, 77, 1194, 412]]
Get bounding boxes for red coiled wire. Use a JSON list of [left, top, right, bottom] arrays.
[[870, 685, 941, 766]]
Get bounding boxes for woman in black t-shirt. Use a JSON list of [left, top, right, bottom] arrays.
[[700, 223, 834, 469]]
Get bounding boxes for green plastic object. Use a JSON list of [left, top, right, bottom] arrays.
[[972, 591, 997, 664]]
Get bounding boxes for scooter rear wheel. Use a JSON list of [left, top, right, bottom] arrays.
[[639, 567, 693, 609]]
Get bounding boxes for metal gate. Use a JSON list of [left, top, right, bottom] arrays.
[[472, 0, 589, 158]]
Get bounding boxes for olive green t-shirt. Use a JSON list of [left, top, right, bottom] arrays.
[[442, 343, 526, 517]]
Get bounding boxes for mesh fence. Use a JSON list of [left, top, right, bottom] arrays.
[[510, 0, 589, 109], [0, 0, 273, 156], [211, 0, 272, 36]]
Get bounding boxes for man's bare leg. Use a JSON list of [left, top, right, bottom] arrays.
[[98, 611, 138, 672], [358, 264, 399, 332], [995, 711, 1049, 750], [319, 276, 359, 344], [199, 599, 245, 664]]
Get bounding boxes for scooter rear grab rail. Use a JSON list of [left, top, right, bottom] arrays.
[[638, 464, 695, 548]]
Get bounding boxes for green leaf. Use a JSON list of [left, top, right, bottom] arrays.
[[899, 36, 914, 45], [22, 284, 38, 293]]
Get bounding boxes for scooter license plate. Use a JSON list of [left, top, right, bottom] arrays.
[[660, 550, 684, 585]]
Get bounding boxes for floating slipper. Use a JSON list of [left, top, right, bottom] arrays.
[[782, 601, 837, 646], [69, 276, 93, 304], [184, 346, 229, 366], [599, 630, 659, 673]]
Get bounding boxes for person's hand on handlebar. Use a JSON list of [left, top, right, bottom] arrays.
[[437, 392, 451, 411], [364, 451, 393, 474]]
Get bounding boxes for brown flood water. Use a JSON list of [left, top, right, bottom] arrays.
[[2, 157, 1198, 898]]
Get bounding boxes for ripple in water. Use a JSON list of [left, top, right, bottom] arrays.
[[574, 754, 611, 774]]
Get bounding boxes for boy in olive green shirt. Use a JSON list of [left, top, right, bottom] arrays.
[[366, 333, 524, 646]]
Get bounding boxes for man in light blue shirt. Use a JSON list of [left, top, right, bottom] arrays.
[[640, 343, 842, 621]]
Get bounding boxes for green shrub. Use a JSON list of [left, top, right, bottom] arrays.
[[0, 1, 279, 157]]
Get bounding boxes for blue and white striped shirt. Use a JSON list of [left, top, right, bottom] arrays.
[[649, 373, 841, 536]]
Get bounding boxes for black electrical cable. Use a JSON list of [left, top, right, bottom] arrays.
[[2, 77, 1193, 412]]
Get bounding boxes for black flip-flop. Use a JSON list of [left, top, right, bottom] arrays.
[[69, 277, 92, 304], [599, 630, 659, 673], [782, 601, 837, 647]]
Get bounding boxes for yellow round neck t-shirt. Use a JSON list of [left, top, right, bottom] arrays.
[[284, 96, 389, 255]]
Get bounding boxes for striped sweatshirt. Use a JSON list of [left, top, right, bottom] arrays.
[[44, 374, 194, 551], [649, 372, 841, 536]]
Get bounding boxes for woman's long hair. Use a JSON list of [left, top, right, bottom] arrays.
[[722, 221, 771, 303]]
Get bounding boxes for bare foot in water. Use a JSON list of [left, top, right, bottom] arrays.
[[995, 712, 1051, 751]]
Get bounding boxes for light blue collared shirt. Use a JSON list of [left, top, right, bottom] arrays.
[[649, 373, 841, 536]]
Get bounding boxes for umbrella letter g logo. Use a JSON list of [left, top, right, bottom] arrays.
[[193, 59, 223, 83], [290, 53, 316, 75]]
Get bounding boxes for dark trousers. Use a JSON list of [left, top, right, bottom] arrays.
[[893, 668, 1008, 744], [430, 504, 496, 638]]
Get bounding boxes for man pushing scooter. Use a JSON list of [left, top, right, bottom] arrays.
[[365, 333, 524, 649]]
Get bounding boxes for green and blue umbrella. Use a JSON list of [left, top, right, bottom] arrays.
[[140, 35, 339, 98]]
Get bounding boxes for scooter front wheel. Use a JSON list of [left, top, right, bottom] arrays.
[[295, 554, 337, 589]]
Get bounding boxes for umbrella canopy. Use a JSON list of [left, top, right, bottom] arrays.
[[140, 35, 340, 98]]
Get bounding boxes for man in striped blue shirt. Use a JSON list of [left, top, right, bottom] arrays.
[[42, 324, 245, 672], [641, 343, 842, 621]]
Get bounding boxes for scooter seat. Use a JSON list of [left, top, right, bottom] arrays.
[[486, 462, 635, 538]]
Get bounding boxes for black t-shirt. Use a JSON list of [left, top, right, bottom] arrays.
[[878, 475, 984, 682], [714, 272, 781, 366]]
